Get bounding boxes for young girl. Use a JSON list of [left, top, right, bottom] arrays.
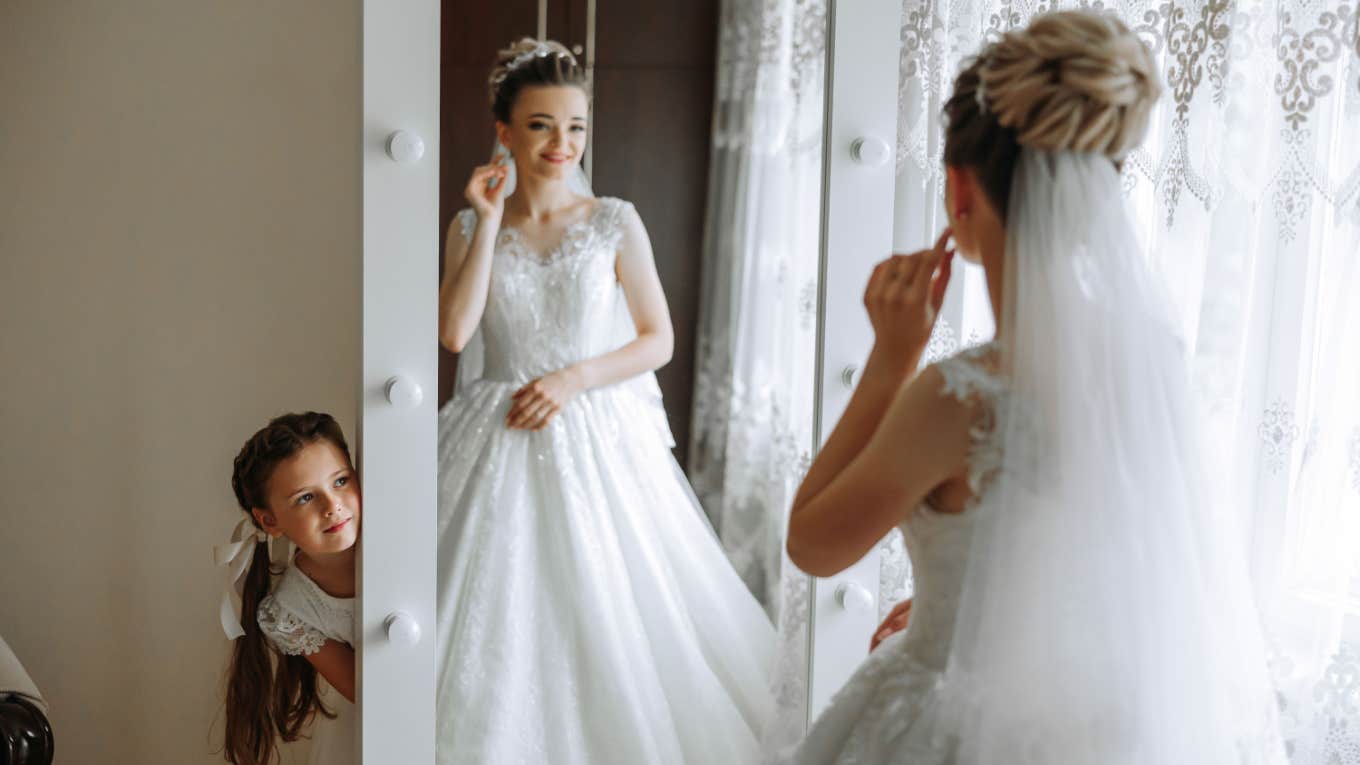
[[215, 411, 359, 765]]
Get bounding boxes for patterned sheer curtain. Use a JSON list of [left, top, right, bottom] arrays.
[[888, 1, 1360, 760], [689, 0, 827, 744]]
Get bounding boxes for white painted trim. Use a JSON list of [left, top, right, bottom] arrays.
[[808, 0, 902, 719], [358, 0, 440, 760]]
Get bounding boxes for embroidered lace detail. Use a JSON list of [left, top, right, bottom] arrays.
[[257, 595, 327, 656], [462, 197, 636, 384], [497, 199, 628, 265], [934, 343, 1006, 502], [254, 564, 354, 657]]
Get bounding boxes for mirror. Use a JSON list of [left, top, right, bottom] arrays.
[[433, 0, 827, 759]]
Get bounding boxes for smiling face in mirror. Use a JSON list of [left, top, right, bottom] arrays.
[[495, 85, 589, 185], [251, 439, 361, 558]]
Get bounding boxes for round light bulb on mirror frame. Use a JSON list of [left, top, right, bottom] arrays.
[[850, 136, 890, 168], [386, 130, 426, 164], [385, 376, 424, 408], [835, 581, 874, 613], [384, 611, 422, 646]]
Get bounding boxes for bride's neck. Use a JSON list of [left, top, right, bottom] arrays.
[[505, 173, 580, 222], [980, 231, 1007, 340]]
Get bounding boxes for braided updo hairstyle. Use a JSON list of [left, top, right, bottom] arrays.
[[943, 11, 1162, 221], [489, 38, 590, 123]]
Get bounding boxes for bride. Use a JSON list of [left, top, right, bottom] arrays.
[[435, 38, 773, 764], [784, 12, 1285, 764]]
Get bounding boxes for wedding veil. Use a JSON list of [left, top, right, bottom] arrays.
[[931, 149, 1285, 762]]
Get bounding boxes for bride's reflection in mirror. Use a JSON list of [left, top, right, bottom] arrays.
[[433, 38, 777, 762]]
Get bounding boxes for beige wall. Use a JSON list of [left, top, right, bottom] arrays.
[[0, 2, 360, 762]]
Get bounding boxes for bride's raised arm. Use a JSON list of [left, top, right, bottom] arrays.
[[439, 161, 509, 353], [786, 237, 976, 577], [786, 362, 977, 577]]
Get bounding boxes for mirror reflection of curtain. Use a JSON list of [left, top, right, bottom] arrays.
[[890, 1, 1360, 760], [689, 0, 827, 745]]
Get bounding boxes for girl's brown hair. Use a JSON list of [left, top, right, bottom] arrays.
[[222, 411, 351, 765], [943, 11, 1161, 221], [489, 38, 590, 123]]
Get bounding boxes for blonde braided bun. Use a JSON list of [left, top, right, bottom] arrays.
[[977, 12, 1162, 158]]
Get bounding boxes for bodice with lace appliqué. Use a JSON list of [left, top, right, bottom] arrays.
[[889, 342, 1007, 671], [790, 344, 1009, 765], [454, 198, 634, 385]]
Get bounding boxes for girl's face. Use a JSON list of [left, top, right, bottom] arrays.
[[495, 85, 589, 185], [252, 440, 360, 558]]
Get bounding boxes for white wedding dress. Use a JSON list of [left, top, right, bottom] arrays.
[[787, 345, 1000, 765], [790, 150, 1285, 764], [436, 197, 774, 764]]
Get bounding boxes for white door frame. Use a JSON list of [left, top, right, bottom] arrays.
[[808, 0, 902, 720], [358, 0, 440, 761]]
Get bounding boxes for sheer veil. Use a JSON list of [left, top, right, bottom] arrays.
[[933, 149, 1285, 762]]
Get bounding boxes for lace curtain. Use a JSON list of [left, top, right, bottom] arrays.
[[689, 0, 828, 746], [887, 1, 1360, 760]]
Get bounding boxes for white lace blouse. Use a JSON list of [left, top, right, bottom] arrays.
[[257, 564, 355, 656]]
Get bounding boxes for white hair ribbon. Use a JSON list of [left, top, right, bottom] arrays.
[[213, 517, 271, 640]]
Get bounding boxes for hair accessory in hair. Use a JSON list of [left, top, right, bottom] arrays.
[[493, 41, 558, 86], [214, 517, 274, 639], [974, 57, 991, 114]]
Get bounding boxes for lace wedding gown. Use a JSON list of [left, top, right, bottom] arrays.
[[436, 197, 774, 764], [788, 345, 1001, 765], [788, 338, 1284, 764]]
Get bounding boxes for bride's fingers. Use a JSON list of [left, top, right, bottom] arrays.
[[933, 227, 953, 255], [890, 253, 918, 279], [865, 259, 893, 300], [468, 165, 498, 183], [531, 406, 558, 431], [531, 408, 555, 431], [870, 611, 910, 650], [930, 250, 954, 311], [468, 165, 509, 191], [515, 398, 553, 429], [506, 395, 537, 427]]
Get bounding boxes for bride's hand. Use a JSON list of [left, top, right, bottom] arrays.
[[464, 155, 509, 222], [507, 368, 585, 431], [870, 598, 912, 652], [864, 229, 954, 374]]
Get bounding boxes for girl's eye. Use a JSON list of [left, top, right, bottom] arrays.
[[296, 492, 314, 505], [570, 125, 586, 133], [529, 122, 548, 130], [335, 476, 349, 488]]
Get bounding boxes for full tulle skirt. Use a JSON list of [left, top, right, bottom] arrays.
[[435, 379, 774, 764]]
